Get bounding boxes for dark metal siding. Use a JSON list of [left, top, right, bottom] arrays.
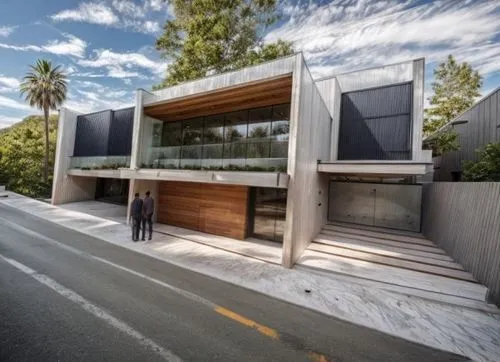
[[434, 88, 500, 181], [108, 108, 134, 156], [338, 83, 412, 160], [73, 107, 134, 157], [73, 110, 112, 157]]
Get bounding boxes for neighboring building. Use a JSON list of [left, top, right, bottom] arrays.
[[427, 87, 500, 181], [52, 53, 431, 267]]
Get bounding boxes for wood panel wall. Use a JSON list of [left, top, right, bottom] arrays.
[[157, 181, 249, 240], [422, 182, 500, 306]]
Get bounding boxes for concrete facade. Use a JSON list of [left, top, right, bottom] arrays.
[[52, 54, 429, 267]]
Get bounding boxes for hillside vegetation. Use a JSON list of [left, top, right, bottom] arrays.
[[0, 115, 58, 198]]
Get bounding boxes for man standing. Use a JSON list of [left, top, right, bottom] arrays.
[[130, 193, 143, 242], [142, 190, 154, 241]]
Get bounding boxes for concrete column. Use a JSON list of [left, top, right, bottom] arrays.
[[126, 178, 135, 224], [52, 108, 96, 205], [130, 89, 144, 169], [412, 59, 425, 161]]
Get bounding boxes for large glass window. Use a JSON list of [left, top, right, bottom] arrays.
[[158, 121, 182, 168], [181, 118, 203, 168], [223, 110, 248, 168], [144, 103, 290, 172], [247, 107, 272, 169], [202, 114, 225, 169]]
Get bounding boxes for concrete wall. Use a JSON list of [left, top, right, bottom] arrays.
[[282, 54, 331, 267], [422, 182, 500, 306], [433, 88, 500, 181], [314, 59, 425, 162], [315, 77, 341, 160], [52, 108, 97, 204], [144, 55, 296, 105]]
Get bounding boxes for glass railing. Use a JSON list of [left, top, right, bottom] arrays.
[[69, 156, 130, 170], [141, 140, 288, 172]]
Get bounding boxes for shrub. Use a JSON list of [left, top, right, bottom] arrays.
[[462, 143, 500, 181]]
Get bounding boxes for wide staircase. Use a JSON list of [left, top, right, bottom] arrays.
[[296, 222, 492, 310]]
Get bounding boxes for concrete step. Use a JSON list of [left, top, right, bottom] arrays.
[[297, 249, 487, 302]]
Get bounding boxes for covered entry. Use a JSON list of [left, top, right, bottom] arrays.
[[328, 182, 422, 232]]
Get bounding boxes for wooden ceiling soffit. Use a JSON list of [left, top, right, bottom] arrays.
[[144, 76, 292, 121]]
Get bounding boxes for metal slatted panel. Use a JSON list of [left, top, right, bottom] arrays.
[[73, 110, 112, 157], [108, 107, 134, 156], [434, 89, 500, 181], [338, 83, 412, 160], [422, 182, 500, 306]]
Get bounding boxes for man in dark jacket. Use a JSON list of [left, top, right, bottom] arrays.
[[142, 191, 154, 241], [130, 193, 143, 241]]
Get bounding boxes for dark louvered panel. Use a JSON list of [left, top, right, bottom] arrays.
[[108, 107, 134, 156], [73, 110, 112, 157], [338, 83, 412, 160]]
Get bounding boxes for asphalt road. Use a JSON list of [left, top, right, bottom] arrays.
[[0, 203, 467, 361]]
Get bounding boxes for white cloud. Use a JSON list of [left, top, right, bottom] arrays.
[[78, 49, 164, 77], [51, 2, 119, 25], [145, 0, 169, 12], [0, 26, 15, 37], [0, 75, 21, 90], [267, 0, 500, 78], [0, 116, 21, 129], [142, 20, 161, 34], [0, 95, 33, 111], [107, 65, 141, 78], [50, 1, 164, 35], [112, 0, 145, 17], [0, 33, 87, 58], [41, 34, 88, 58]]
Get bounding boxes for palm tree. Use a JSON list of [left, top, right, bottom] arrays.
[[20, 59, 67, 183]]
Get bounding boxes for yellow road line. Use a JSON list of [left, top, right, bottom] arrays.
[[309, 351, 329, 362], [214, 306, 279, 340]]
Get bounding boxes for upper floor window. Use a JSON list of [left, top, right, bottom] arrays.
[[143, 103, 290, 172]]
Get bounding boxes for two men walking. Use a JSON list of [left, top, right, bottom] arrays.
[[131, 191, 155, 242]]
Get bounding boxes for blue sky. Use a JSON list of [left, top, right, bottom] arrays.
[[0, 0, 499, 128]]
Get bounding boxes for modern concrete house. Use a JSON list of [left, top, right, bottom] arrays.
[[427, 87, 500, 181], [52, 53, 433, 268]]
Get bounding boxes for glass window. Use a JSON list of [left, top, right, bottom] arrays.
[[223, 110, 248, 168], [250, 188, 287, 242], [181, 118, 203, 168], [247, 107, 272, 169], [158, 121, 182, 169], [141, 103, 290, 171], [270, 104, 290, 171], [202, 115, 224, 169]]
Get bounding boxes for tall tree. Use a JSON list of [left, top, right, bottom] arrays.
[[423, 55, 482, 155], [155, 0, 294, 88], [20, 59, 67, 183]]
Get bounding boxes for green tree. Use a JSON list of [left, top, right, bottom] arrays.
[[423, 55, 482, 156], [20, 59, 67, 183], [0, 115, 58, 197], [155, 0, 294, 88], [462, 143, 500, 181]]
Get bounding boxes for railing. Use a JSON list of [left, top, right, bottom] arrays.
[[141, 141, 288, 172], [69, 156, 131, 170]]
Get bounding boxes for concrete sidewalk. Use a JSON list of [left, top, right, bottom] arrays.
[[1, 193, 499, 361]]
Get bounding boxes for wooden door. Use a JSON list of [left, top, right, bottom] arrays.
[[158, 181, 249, 239]]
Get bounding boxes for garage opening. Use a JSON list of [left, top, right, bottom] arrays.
[[328, 181, 421, 232], [95, 178, 129, 205]]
